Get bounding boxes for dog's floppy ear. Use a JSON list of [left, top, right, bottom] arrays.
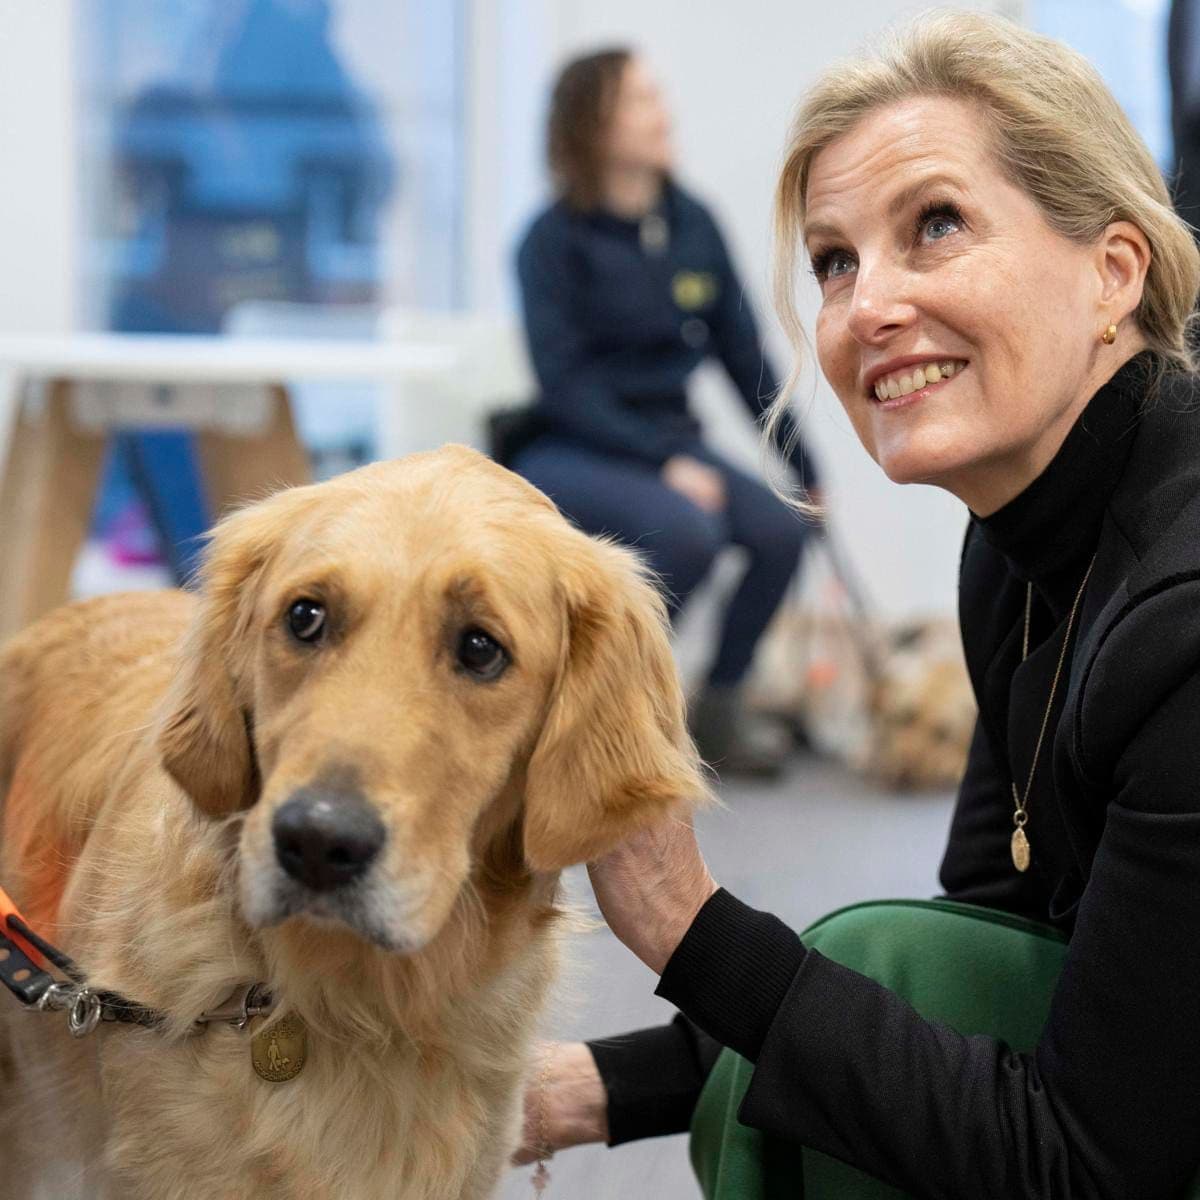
[[158, 486, 315, 818], [522, 532, 709, 871]]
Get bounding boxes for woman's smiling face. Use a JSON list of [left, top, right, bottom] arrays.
[[806, 95, 1142, 515]]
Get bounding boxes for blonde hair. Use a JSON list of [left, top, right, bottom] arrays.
[[768, 9, 1200, 473]]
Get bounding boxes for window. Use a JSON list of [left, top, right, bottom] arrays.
[[78, 0, 466, 333], [1029, 0, 1171, 170]]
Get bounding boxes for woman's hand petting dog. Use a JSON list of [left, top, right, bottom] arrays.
[[587, 809, 719, 976], [511, 812, 716, 1170], [511, 1042, 609, 1165]]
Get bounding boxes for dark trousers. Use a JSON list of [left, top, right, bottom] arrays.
[[514, 438, 808, 687]]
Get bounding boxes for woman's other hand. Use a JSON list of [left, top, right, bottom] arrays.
[[588, 811, 719, 975], [662, 455, 727, 513], [512, 1042, 609, 1165]]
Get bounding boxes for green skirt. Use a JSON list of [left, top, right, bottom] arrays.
[[689, 898, 1200, 1199]]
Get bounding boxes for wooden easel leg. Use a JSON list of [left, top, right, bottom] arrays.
[[197, 385, 311, 522], [0, 381, 107, 642]]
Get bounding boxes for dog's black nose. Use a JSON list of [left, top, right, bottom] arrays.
[[272, 791, 386, 892]]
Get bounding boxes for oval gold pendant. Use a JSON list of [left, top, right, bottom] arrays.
[[1011, 826, 1031, 873], [251, 1012, 307, 1083]]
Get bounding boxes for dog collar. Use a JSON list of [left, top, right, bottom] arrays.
[[0, 885, 273, 1038]]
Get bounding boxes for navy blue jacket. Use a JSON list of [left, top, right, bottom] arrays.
[[515, 180, 818, 488]]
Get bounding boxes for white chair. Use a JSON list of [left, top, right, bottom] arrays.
[[222, 300, 381, 478], [223, 300, 534, 465], [376, 308, 533, 459]]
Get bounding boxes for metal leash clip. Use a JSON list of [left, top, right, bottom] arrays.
[[67, 987, 103, 1038], [33, 981, 102, 1038], [194, 982, 275, 1031], [33, 981, 75, 1015]]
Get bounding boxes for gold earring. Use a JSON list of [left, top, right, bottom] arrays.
[[1101, 323, 1118, 345]]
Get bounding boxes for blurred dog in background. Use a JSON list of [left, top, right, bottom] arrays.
[[751, 605, 975, 792]]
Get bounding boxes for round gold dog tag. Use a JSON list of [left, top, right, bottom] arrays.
[[251, 1013, 307, 1083]]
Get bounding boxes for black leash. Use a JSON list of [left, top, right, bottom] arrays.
[[811, 524, 888, 687], [0, 908, 164, 1034], [0, 895, 272, 1038]]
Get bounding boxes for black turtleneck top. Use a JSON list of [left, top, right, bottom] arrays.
[[591, 353, 1200, 1197]]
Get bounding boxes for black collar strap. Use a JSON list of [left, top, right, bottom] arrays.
[[1, 904, 272, 1038]]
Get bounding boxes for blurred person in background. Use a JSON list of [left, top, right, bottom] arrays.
[[511, 48, 822, 778], [516, 13, 1200, 1198]]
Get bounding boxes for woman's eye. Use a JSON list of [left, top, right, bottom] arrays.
[[287, 599, 326, 643], [812, 248, 856, 283], [827, 250, 856, 277], [457, 628, 509, 681], [918, 208, 963, 243]]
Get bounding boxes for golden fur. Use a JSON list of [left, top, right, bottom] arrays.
[[0, 446, 706, 1200], [752, 609, 974, 790], [863, 621, 975, 791]]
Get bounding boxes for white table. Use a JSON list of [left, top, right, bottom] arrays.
[[0, 332, 459, 640]]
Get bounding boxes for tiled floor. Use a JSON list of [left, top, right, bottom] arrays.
[[498, 756, 955, 1200]]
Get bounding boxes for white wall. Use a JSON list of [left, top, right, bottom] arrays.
[[464, 0, 562, 312], [0, 0, 1027, 619], [0, 0, 78, 334], [530, 0, 1025, 620]]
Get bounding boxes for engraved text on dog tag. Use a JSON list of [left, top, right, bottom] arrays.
[[251, 1013, 307, 1083]]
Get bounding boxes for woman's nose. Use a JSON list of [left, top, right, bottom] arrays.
[[845, 260, 917, 346]]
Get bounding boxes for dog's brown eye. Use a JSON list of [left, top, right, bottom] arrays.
[[457, 629, 508, 681], [288, 599, 326, 643]]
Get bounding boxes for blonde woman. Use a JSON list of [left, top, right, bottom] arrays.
[[520, 12, 1200, 1198]]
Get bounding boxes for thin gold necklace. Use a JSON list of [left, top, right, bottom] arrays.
[[1010, 553, 1097, 872]]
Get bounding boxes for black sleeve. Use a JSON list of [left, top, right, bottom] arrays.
[[586, 1015, 723, 1145], [516, 219, 695, 466], [703, 210, 819, 491], [583, 709, 1027, 1149], [657, 672, 1200, 1199]]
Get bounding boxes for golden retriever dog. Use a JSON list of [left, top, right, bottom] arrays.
[[752, 609, 974, 790], [0, 446, 705, 1200], [862, 620, 976, 791]]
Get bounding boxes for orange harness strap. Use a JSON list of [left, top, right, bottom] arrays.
[[0, 884, 57, 1008], [0, 885, 46, 967]]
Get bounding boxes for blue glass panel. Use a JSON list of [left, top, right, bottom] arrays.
[[78, 0, 464, 572]]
